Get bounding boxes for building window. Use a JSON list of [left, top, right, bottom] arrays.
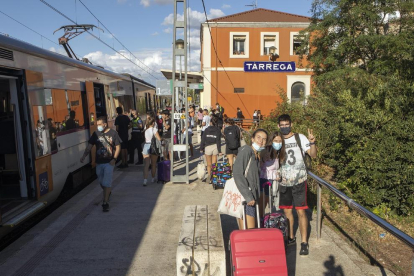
[[290, 32, 307, 55], [234, 88, 244, 93], [260, 32, 279, 56], [230, 32, 249, 58], [291, 82, 306, 103]]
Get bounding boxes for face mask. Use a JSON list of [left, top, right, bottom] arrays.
[[280, 126, 291, 135], [252, 142, 265, 152], [97, 126, 105, 132], [272, 142, 282, 151], [158, 115, 162, 119]]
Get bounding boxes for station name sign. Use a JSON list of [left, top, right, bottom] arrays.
[[244, 61, 296, 72]]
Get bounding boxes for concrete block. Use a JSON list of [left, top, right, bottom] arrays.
[[176, 205, 196, 276], [193, 205, 208, 276], [207, 207, 226, 276]]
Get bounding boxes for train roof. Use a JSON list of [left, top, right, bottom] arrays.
[[0, 34, 155, 88]]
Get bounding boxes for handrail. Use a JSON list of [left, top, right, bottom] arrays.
[[308, 171, 414, 251]]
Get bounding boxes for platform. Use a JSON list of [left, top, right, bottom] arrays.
[[0, 137, 393, 276]]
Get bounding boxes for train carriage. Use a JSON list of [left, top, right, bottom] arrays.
[[0, 34, 157, 237]]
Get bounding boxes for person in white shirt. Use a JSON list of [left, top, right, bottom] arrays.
[[278, 114, 316, 256], [201, 109, 210, 138]]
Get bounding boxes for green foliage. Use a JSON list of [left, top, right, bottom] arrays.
[[265, 0, 414, 215]]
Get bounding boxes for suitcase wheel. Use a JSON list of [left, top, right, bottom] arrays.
[[213, 183, 217, 190]]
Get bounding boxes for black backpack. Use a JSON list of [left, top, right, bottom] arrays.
[[224, 125, 240, 150]]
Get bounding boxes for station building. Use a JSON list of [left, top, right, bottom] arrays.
[[200, 8, 313, 119]]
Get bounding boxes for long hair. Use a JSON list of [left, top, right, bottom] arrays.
[[146, 117, 155, 129], [268, 131, 286, 165]]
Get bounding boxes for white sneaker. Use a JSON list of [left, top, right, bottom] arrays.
[[143, 179, 147, 186], [152, 178, 157, 183]]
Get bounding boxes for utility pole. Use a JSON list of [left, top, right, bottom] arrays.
[[171, 0, 189, 184]]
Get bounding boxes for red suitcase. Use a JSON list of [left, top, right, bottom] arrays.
[[229, 201, 288, 276]]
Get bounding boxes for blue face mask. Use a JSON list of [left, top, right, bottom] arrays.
[[252, 142, 265, 152], [97, 126, 104, 132], [272, 142, 282, 151]]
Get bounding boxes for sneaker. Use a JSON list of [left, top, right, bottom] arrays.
[[287, 237, 296, 246], [143, 179, 147, 186], [300, 242, 309, 256], [102, 202, 109, 212]]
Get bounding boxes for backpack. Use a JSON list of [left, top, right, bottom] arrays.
[[224, 125, 240, 150], [150, 128, 161, 156], [294, 133, 312, 170]]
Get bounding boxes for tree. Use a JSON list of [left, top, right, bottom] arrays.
[[294, 0, 414, 215]]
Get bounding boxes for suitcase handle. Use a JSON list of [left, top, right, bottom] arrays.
[[242, 201, 261, 230]]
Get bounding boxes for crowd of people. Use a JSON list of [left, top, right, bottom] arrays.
[[78, 103, 317, 256]]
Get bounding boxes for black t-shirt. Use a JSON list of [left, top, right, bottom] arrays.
[[115, 115, 130, 142], [88, 129, 121, 164], [163, 118, 172, 139]]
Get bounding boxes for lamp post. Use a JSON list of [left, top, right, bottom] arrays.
[[269, 46, 279, 62]]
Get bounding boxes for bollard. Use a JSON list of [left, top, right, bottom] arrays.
[[316, 183, 322, 241]]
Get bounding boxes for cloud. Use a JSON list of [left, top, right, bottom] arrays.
[[152, 32, 159, 36], [140, 0, 150, 7], [221, 4, 231, 9], [163, 28, 172, 33], [162, 8, 225, 29], [49, 46, 67, 56], [83, 48, 201, 84]]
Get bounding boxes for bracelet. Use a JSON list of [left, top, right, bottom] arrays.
[[309, 142, 316, 145]]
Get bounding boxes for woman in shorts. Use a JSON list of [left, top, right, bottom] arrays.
[[258, 131, 286, 218], [143, 117, 162, 186], [199, 116, 222, 183], [233, 128, 268, 229]]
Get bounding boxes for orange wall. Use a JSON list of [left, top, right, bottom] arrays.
[[205, 26, 313, 118]]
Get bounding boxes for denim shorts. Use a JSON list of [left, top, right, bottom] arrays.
[[245, 204, 256, 218], [96, 163, 114, 188], [142, 143, 151, 155]]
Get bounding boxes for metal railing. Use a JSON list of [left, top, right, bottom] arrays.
[[308, 171, 414, 274]]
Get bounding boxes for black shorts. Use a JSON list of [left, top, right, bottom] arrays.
[[121, 141, 128, 149], [225, 146, 238, 155], [279, 181, 308, 209]]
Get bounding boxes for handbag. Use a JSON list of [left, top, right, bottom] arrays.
[[150, 128, 161, 156], [217, 157, 252, 218], [294, 133, 312, 170], [197, 155, 206, 180]]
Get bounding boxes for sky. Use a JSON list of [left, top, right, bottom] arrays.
[[0, 0, 313, 84]]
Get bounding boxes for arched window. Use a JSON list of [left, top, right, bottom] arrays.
[[291, 82, 306, 103]]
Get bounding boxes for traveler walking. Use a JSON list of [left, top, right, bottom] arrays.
[[223, 118, 240, 170], [201, 109, 210, 138], [143, 117, 162, 186], [162, 110, 172, 160], [80, 116, 121, 212], [128, 110, 144, 165], [197, 108, 203, 127], [278, 114, 317, 256], [233, 128, 268, 229], [236, 107, 244, 127], [115, 107, 131, 168], [182, 107, 195, 158], [258, 131, 286, 218], [199, 116, 222, 183]]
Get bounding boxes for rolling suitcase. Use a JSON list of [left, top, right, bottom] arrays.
[[211, 156, 232, 190], [157, 157, 170, 183], [229, 201, 287, 276], [262, 183, 289, 245]]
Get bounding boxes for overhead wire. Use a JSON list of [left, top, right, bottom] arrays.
[[200, 0, 251, 116], [39, 0, 160, 80], [77, 0, 161, 78]]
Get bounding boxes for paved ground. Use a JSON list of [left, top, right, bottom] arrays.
[[0, 135, 394, 276]]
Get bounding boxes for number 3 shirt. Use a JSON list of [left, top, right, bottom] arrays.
[[281, 133, 310, 187]]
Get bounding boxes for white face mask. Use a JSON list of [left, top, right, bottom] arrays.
[[97, 125, 105, 132], [272, 142, 282, 151]]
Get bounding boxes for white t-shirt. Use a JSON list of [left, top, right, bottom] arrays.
[[202, 115, 210, 131], [280, 133, 310, 187], [145, 127, 156, 143]]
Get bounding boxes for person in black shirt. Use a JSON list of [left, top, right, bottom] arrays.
[[200, 116, 222, 183], [65, 110, 77, 130], [80, 116, 121, 212], [115, 106, 131, 168]]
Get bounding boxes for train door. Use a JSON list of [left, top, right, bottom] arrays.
[[0, 74, 32, 224]]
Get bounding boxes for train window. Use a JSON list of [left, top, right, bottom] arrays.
[[136, 96, 146, 117], [32, 105, 51, 157], [66, 90, 85, 128], [113, 95, 134, 115], [105, 93, 116, 120]]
